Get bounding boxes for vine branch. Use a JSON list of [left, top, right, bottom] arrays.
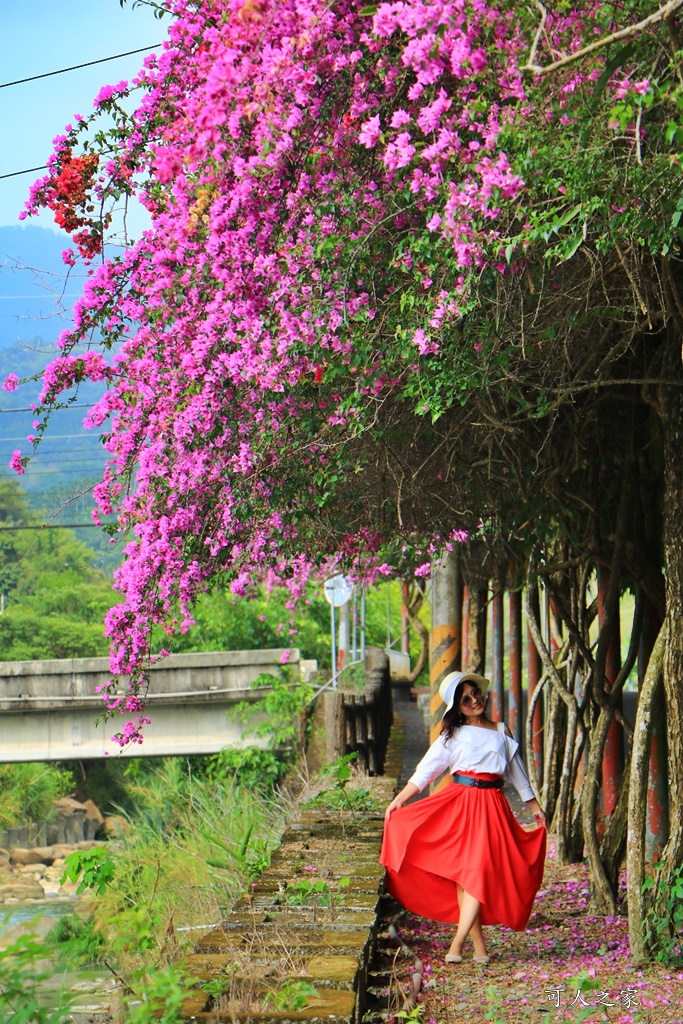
[[523, 0, 683, 76]]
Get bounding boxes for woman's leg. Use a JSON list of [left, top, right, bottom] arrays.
[[447, 885, 489, 958]]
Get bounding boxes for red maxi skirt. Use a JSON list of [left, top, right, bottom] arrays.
[[380, 772, 546, 929]]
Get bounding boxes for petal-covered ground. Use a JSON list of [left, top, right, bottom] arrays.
[[382, 835, 683, 1024]]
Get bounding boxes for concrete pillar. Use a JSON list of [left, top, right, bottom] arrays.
[[430, 550, 461, 747], [462, 586, 470, 670], [454, 562, 463, 673], [401, 582, 410, 656], [597, 567, 623, 817]]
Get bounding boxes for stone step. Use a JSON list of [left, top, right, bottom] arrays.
[[198, 908, 378, 933], [244, 876, 382, 895], [181, 953, 359, 990], [261, 858, 384, 880], [179, 705, 402, 1022], [196, 927, 372, 956], [231, 892, 380, 914], [190, 987, 356, 1022]]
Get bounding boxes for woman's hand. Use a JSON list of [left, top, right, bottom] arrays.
[[384, 797, 403, 821], [384, 782, 419, 821], [527, 799, 547, 829]]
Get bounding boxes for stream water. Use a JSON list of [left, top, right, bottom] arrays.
[[0, 895, 77, 935], [0, 897, 115, 1020]]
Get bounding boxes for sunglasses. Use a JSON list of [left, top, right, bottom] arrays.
[[460, 687, 483, 707]]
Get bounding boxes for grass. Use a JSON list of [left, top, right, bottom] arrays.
[[0, 763, 73, 830], [55, 758, 288, 974]]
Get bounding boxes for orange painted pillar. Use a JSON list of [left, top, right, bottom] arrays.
[[430, 550, 461, 791]]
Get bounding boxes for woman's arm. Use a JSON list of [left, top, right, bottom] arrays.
[[383, 734, 451, 821], [503, 724, 547, 827], [384, 782, 419, 820]]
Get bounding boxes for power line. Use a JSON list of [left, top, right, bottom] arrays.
[[0, 44, 162, 182], [0, 522, 100, 530], [0, 165, 47, 182], [0, 404, 92, 413], [0, 434, 104, 442], [0, 44, 161, 91]]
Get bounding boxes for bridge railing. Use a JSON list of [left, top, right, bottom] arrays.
[[307, 647, 393, 775]]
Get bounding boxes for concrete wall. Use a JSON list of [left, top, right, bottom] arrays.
[[0, 648, 300, 762]]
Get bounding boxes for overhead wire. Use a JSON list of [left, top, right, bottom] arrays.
[[0, 522, 101, 530], [0, 404, 93, 413], [0, 43, 162, 181], [0, 44, 162, 91], [0, 165, 48, 182]]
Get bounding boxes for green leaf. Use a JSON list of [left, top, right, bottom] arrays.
[[552, 204, 582, 232], [561, 234, 583, 260], [589, 42, 637, 112], [358, 4, 378, 14]]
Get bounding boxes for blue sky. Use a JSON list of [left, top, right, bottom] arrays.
[[0, 0, 168, 229], [0, 0, 172, 493]]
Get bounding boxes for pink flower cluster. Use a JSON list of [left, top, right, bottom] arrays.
[[18, 0, 628, 745]]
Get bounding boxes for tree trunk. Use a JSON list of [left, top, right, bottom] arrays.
[[556, 700, 578, 863], [465, 584, 488, 674], [659, 320, 683, 883], [627, 620, 666, 964], [600, 757, 629, 897], [405, 585, 429, 684], [581, 703, 619, 915], [542, 679, 567, 828]]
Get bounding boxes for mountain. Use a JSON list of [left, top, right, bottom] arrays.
[[0, 225, 87, 350], [0, 230, 127, 567], [0, 226, 107, 493]]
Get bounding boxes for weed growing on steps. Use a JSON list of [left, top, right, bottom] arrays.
[[304, 752, 380, 820], [283, 875, 350, 922], [264, 980, 319, 1011]]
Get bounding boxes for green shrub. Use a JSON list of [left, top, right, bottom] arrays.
[[203, 746, 284, 791], [0, 762, 73, 829], [0, 931, 73, 1023], [47, 913, 106, 967]]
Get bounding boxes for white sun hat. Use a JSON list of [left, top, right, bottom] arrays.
[[438, 670, 490, 718]]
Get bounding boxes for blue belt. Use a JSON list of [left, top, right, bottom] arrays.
[[452, 773, 504, 789]]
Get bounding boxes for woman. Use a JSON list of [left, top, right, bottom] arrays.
[[380, 670, 546, 965]]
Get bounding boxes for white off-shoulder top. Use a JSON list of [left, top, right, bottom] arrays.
[[407, 721, 536, 803]]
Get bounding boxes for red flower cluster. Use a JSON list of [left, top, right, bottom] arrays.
[[41, 148, 105, 259]]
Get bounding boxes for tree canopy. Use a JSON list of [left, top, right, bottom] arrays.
[[14, 0, 683, 745]]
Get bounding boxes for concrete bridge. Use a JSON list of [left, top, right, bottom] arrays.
[[0, 648, 309, 762]]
